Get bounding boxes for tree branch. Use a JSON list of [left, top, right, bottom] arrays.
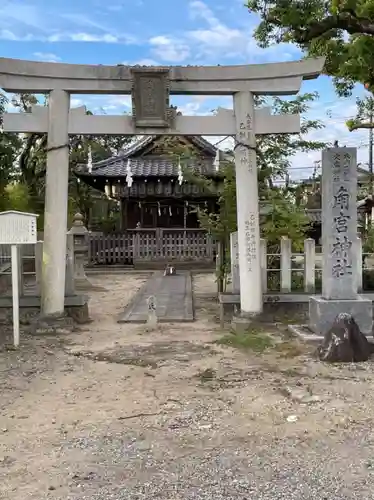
[[348, 122, 374, 131], [270, 12, 374, 43]]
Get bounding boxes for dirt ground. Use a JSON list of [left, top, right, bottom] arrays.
[[1, 272, 374, 499]]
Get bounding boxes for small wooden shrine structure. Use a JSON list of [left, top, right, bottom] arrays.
[[76, 135, 227, 230]]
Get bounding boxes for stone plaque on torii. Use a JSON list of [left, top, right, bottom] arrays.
[[130, 66, 175, 128], [0, 56, 325, 319]]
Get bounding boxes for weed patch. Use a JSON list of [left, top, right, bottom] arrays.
[[215, 329, 274, 353]]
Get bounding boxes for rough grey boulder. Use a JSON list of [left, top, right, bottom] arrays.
[[317, 313, 371, 363]]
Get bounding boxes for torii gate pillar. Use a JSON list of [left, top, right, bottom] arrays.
[[42, 90, 70, 315], [233, 91, 262, 316]]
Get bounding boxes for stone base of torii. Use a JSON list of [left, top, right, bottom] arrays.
[[0, 56, 325, 324]]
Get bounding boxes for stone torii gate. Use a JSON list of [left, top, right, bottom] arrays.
[[0, 57, 324, 318]]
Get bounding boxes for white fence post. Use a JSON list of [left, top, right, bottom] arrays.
[[17, 245, 24, 296], [260, 238, 267, 293], [304, 238, 316, 293], [356, 236, 363, 293], [280, 236, 292, 293]]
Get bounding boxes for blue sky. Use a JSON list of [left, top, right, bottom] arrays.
[[0, 0, 370, 180]]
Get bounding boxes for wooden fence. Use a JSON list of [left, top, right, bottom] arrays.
[[2, 234, 374, 296], [88, 229, 215, 265]]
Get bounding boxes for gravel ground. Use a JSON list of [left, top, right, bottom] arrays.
[[1, 272, 374, 499]]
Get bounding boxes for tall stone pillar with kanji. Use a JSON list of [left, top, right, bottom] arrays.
[[309, 147, 372, 335]]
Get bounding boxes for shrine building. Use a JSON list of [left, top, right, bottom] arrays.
[[75, 134, 229, 231]]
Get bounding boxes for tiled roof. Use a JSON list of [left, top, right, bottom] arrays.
[[120, 136, 155, 158], [119, 135, 217, 158], [306, 208, 366, 223], [76, 135, 222, 178], [77, 156, 219, 178]]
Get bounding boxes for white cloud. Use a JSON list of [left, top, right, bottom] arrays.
[[6, 100, 17, 112], [0, 2, 137, 44], [71, 98, 84, 107], [184, 0, 299, 63], [188, 0, 244, 51], [287, 97, 369, 180], [61, 13, 110, 32], [177, 100, 205, 116], [47, 32, 123, 43], [0, 2, 44, 31], [149, 35, 190, 63], [33, 52, 61, 63], [142, 1, 299, 65], [129, 58, 160, 66], [93, 95, 132, 114], [0, 29, 128, 43], [0, 30, 34, 41]]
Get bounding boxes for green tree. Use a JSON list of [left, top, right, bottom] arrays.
[[4, 183, 32, 212], [246, 0, 374, 96], [255, 93, 325, 191], [347, 96, 374, 132], [0, 93, 24, 210], [5, 95, 134, 225], [186, 161, 310, 292]]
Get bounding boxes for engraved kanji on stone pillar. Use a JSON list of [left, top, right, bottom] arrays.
[[321, 148, 357, 300], [130, 67, 174, 128]]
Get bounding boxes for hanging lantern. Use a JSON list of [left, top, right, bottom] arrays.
[[112, 184, 118, 196], [177, 157, 184, 185], [104, 184, 112, 198], [169, 206, 172, 216], [126, 159, 133, 187], [213, 147, 220, 172], [158, 202, 161, 216], [87, 145, 93, 173], [138, 201, 142, 209]]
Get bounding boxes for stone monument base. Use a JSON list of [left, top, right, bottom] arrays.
[[309, 296, 373, 336]]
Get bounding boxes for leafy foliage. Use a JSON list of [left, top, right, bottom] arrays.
[[215, 328, 274, 352], [0, 93, 23, 210], [4, 183, 32, 212], [246, 0, 374, 96], [261, 188, 310, 251], [255, 93, 325, 191], [346, 96, 374, 130]]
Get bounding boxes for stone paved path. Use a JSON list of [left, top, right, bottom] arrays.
[[118, 271, 194, 323]]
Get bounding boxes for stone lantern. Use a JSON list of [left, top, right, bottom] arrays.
[[68, 213, 91, 289]]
